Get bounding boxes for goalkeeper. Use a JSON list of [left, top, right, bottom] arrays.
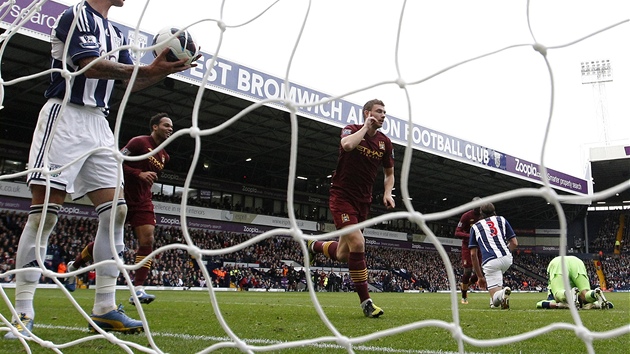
[[536, 255, 613, 309]]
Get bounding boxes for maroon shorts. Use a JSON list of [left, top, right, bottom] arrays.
[[461, 245, 482, 269], [329, 194, 370, 229], [126, 209, 156, 228]]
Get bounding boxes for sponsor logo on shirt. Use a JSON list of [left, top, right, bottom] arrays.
[[147, 148, 165, 170], [356, 145, 383, 159]]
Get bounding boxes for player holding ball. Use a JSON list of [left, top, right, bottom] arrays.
[[4, 0, 195, 339]]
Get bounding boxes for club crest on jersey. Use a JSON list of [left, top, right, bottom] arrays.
[[113, 35, 122, 48], [79, 35, 99, 50], [341, 213, 350, 223], [379, 141, 385, 150], [127, 31, 148, 61]]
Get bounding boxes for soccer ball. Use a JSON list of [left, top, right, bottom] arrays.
[[151, 27, 199, 65]]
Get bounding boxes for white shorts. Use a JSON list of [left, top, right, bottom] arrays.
[[27, 99, 122, 200], [482, 254, 513, 290]]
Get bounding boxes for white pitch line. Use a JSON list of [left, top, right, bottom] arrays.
[[33, 323, 492, 354]]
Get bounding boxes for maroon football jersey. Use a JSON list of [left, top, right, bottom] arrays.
[[121, 135, 169, 211], [454, 209, 482, 248], [330, 124, 394, 203]]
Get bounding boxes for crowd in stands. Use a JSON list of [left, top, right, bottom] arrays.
[[589, 211, 630, 253], [1, 209, 628, 293]]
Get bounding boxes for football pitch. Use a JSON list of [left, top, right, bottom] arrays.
[[0, 289, 627, 353]]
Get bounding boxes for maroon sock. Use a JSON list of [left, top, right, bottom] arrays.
[[313, 241, 339, 261], [133, 246, 153, 287], [348, 252, 369, 303], [74, 242, 94, 268]]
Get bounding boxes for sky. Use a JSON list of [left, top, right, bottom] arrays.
[[108, 0, 630, 180]]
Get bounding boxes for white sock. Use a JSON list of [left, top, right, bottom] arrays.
[[92, 274, 118, 315], [492, 290, 503, 307], [91, 201, 126, 315], [13, 204, 60, 321], [14, 299, 34, 320], [93, 287, 117, 315]]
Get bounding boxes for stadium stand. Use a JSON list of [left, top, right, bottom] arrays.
[[1, 208, 628, 292]]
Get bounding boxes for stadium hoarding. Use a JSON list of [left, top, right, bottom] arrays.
[[155, 213, 278, 236], [1, 0, 588, 195], [0, 0, 66, 41], [366, 238, 457, 253], [153, 201, 320, 232], [0, 193, 98, 218], [517, 245, 581, 255], [363, 228, 408, 241]]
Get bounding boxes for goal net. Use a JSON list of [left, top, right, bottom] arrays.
[[0, 0, 628, 353]]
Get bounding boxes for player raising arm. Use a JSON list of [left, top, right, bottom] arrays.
[[4, 0, 195, 339], [308, 99, 395, 318]]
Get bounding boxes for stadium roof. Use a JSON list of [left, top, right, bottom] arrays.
[[0, 29, 627, 230], [590, 146, 630, 207]]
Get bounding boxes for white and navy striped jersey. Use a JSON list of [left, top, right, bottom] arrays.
[[45, 2, 133, 110], [469, 215, 516, 265]]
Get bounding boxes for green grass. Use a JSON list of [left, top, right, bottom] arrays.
[[0, 289, 628, 353]]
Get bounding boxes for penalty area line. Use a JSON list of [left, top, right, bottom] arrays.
[[34, 323, 476, 353]]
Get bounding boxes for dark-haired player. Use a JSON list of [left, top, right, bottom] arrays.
[[4, 0, 195, 339], [308, 99, 395, 318], [67, 113, 172, 306], [454, 197, 482, 304], [470, 202, 518, 309]]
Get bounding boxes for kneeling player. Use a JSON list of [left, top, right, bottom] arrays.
[[536, 255, 613, 310]]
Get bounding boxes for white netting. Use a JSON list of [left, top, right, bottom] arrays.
[[0, 0, 629, 353]]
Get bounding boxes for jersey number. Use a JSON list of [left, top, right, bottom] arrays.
[[487, 220, 498, 237]]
